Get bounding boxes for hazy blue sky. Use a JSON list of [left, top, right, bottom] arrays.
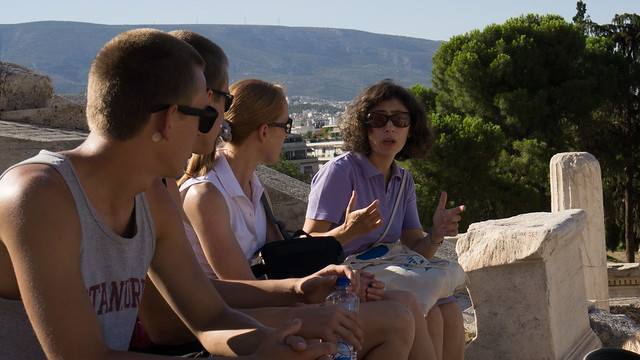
[[1, 0, 637, 41]]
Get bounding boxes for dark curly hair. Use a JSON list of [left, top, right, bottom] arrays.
[[340, 79, 434, 160]]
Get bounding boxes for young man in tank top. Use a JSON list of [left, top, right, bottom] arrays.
[[0, 28, 344, 359]]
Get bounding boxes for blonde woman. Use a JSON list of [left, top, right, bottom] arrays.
[[178, 78, 289, 280]]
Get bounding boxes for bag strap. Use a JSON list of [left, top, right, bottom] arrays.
[[345, 243, 450, 269], [348, 252, 449, 269], [260, 193, 293, 241], [370, 170, 407, 248]]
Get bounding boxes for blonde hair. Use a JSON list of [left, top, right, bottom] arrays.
[[226, 78, 287, 145], [178, 78, 286, 186]]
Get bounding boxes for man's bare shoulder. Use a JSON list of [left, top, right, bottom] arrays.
[[0, 163, 79, 240], [0, 163, 80, 298], [0, 163, 69, 205]]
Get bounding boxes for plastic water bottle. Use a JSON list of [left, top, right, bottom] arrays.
[[325, 276, 359, 360]]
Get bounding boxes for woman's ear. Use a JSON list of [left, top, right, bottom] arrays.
[[257, 123, 269, 143]]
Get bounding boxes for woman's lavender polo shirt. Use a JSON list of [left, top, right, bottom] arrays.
[[306, 151, 422, 255]]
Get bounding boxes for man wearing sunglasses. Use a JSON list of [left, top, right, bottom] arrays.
[[151, 104, 219, 134], [0, 29, 338, 360], [211, 89, 234, 112]]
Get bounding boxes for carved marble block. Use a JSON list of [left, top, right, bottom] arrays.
[[457, 210, 601, 359]]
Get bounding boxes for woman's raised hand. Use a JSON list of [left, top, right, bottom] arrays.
[[431, 191, 466, 242], [341, 190, 382, 240]]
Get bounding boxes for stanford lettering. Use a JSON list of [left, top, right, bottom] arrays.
[[87, 277, 145, 315]]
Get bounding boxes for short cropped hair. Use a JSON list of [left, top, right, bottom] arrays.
[[340, 79, 434, 160], [86, 28, 204, 140], [168, 30, 229, 92]]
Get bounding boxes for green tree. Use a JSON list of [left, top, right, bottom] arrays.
[[265, 151, 307, 182], [410, 83, 436, 111], [575, 6, 640, 260], [572, 0, 591, 33], [428, 15, 605, 221], [403, 112, 505, 231], [419, 6, 639, 258], [433, 14, 601, 143], [303, 130, 313, 140]]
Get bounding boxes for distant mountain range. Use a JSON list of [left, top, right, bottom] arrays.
[[0, 21, 442, 101]]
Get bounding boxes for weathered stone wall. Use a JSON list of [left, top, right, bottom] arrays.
[[0, 120, 87, 173], [0, 62, 87, 131], [256, 165, 310, 231], [0, 62, 54, 110], [0, 94, 88, 131]]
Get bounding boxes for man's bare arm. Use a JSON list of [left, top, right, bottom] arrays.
[[0, 165, 167, 359], [145, 179, 271, 356]]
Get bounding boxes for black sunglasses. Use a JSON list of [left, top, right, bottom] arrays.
[[267, 117, 293, 134], [151, 104, 219, 134], [210, 89, 234, 112], [366, 112, 411, 128]]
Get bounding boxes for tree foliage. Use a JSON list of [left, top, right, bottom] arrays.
[[265, 151, 307, 182], [402, 110, 505, 231], [573, 4, 640, 259], [413, 14, 606, 230], [410, 11, 637, 249]]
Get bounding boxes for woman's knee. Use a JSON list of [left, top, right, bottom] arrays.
[[384, 290, 423, 316], [360, 301, 415, 350], [386, 301, 416, 337]]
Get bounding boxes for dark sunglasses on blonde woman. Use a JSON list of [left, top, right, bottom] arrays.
[[267, 117, 293, 134]]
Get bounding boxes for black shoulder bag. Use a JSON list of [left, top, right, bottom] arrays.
[[250, 194, 345, 279]]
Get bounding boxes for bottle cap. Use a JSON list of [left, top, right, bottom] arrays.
[[336, 276, 350, 287]]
